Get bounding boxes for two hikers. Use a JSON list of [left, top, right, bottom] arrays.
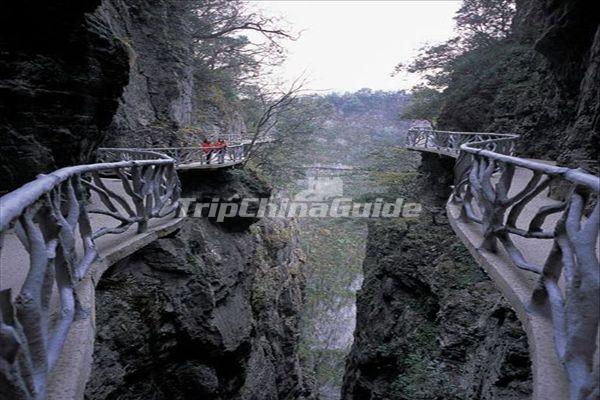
[[201, 137, 227, 164]]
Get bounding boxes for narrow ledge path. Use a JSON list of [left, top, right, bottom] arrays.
[[405, 128, 599, 400], [1, 178, 183, 399]]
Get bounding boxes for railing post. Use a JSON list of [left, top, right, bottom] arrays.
[[0, 150, 181, 399]]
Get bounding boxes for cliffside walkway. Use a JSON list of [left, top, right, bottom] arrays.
[[0, 137, 277, 399], [406, 128, 600, 400], [97, 138, 274, 171], [99, 143, 246, 170]]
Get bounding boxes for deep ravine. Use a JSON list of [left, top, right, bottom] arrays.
[[2, 1, 596, 399], [341, 154, 533, 400]]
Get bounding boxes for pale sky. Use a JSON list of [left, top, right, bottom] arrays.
[[252, 0, 461, 93]]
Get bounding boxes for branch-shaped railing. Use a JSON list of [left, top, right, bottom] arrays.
[[0, 150, 181, 399], [407, 128, 600, 399], [98, 143, 250, 167], [406, 128, 517, 155]]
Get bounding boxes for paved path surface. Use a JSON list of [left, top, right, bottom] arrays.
[[447, 163, 569, 400], [408, 149, 563, 277], [409, 147, 577, 399], [178, 155, 243, 170], [0, 177, 183, 400], [178, 161, 242, 170], [1, 178, 181, 296], [175, 138, 274, 170], [405, 145, 458, 158]]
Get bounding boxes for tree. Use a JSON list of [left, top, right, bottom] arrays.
[[395, 0, 516, 89], [190, 0, 293, 86], [191, 0, 292, 42], [186, 0, 301, 144], [454, 0, 515, 47], [394, 38, 464, 89], [241, 76, 309, 164], [401, 86, 443, 124]]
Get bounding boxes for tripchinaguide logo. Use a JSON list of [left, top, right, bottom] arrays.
[[179, 177, 422, 222]]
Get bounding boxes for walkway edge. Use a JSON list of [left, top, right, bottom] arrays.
[[46, 218, 184, 400], [447, 201, 568, 400]]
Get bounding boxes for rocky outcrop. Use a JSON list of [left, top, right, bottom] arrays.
[[0, 0, 247, 193], [85, 169, 314, 400], [95, 0, 196, 148], [437, 0, 599, 171], [341, 157, 532, 400], [510, 0, 600, 169], [97, 0, 247, 148], [0, 0, 129, 192], [531, 0, 600, 169]]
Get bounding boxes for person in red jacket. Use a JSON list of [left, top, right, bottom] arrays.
[[201, 138, 213, 164], [215, 137, 227, 164]]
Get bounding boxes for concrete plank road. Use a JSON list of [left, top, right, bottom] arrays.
[[1, 178, 181, 296], [0, 178, 183, 400]]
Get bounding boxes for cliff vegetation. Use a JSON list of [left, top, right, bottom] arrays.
[[399, 0, 599, 170]]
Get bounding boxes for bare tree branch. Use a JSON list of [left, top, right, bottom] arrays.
[[242, 75, 310, 164]]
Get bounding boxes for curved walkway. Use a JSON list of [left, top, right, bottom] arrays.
[[98, 145, 247, 170], [0, 138, 276, 399], [406, 128, 600, 400], [98, 137, 275, 171], [0, 153, 182, 399]]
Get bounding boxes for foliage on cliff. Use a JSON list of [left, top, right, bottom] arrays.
[[397, 0, 516, 123], [399, 0, 599, 169]]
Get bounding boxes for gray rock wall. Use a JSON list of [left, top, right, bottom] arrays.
[[85, 170, 314, 400], [0, 0, 248, 193], [97, 0, 247, 148], [341, 156, 532, 400], [96, 0, 195, 147], [436, 0, 599, 171], [0, 0, 130, 192], [530, 0, 600, 169]]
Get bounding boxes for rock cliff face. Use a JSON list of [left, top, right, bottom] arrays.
[[0, 0, 129, 192], [529, 0, 600, 168], [85, 169, 314, 400], [0, 0, 246, 193], [341, 155, 532, 400], [96, 0, 247, 148], [437, 0, 599, 170], [94, 0, 195, 147]]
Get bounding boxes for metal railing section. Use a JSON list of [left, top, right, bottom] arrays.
[[408, 128, 599, 399], [0, 151, 181, 399]]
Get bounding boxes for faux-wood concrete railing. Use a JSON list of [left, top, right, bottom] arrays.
[[0, 151, 181, 399], [98, 143, 252, 169], [97, 136, 276, 169], [406, 128, 600, 400], [0, 140, 275, 399]]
